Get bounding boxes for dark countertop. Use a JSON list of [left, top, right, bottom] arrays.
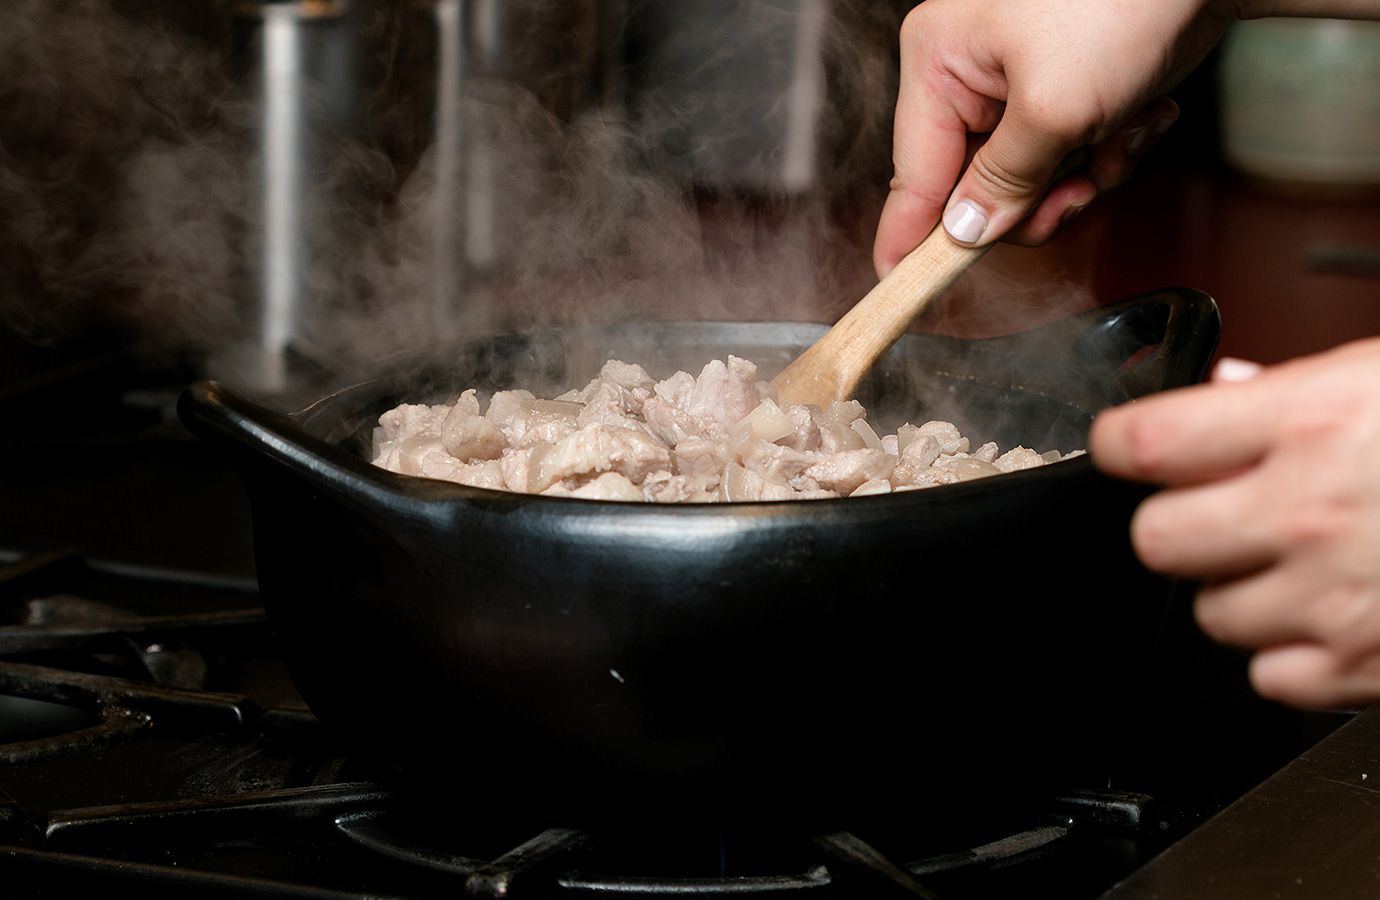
[[1103, 703, 1380, 899]]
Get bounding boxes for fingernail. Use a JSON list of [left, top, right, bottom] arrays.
[[1212, 357, 1264, 383], [943, 200, 988, 244], [1060, 202, 1090, 226]]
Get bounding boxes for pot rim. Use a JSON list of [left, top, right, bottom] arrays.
[[179, 287, 1220, 518]]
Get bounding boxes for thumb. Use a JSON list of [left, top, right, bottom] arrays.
[[941, 119, 1076, 247]]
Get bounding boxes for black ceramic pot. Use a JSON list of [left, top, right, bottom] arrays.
[[178, 287, 1220, 831]]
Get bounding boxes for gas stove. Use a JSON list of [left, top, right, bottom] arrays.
[[0, 328, 1367, 898]]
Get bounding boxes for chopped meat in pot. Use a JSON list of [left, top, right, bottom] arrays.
[[371, 357, 1084, 502]]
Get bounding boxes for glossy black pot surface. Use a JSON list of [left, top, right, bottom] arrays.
[[179, 288, 1220, 830]]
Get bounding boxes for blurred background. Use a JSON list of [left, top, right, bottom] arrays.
[[0, 0, 909, 401], [1, 1, 1378, 407]]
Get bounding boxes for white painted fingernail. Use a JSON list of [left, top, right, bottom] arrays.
[[943, 200, 989, 244], [1212, 357, 1264, 383]]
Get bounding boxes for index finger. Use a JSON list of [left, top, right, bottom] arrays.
[[1089, 375, 1282, 486], [873, 54, 984, 275]]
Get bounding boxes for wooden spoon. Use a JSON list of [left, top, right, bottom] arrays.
[[771, 224, 990, 408]]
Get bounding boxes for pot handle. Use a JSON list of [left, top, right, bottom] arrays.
[[1072, 286, 1222, 395], [177, 381, 394, 506], [962, 287, 1221, 413]]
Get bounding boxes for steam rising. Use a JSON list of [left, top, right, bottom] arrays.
[[0, 0, 250, 348], [1, 0, 1088, 399]]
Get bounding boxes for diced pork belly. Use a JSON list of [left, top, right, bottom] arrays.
[[850, 478, 893, 497], [899, 433, 941, 468], [641, 396, 697, 445], [375, 433, 444, 476], [674, 437, 729, 486], [487, 389, 582, 447], [823, 399, 866, 425], [994, 446, 1046, 473], [376, 403, 449, 445], [647, 468, 721, 502], [892, 456, 965, 489], [500, 446, 535, 493], [814, 401, 872, 453], [724, 462, 836, 502], [900, 420, 970, 456], [577, 380, 644, 433], [735, 437, 818, 490], [971, 441, 1000, 464], [534, 424, 672, 490], [436, 458, 507, 489], [894, 454, 1002, 489], [514, 399, 584, 447], [683, 356, 761, 431], [548, 471, 645, 501], [735, 398, 796, 443], [597, 359, 656, 395], [370, 354, 1080, 502], [777, 403, 822, 452], [654, 370, 695, 405], [486, 389, 535, 433], [804, 449, 896, 495], [441, 390, 508, 461]]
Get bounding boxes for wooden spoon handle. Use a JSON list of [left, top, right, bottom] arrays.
[[772, 225, 991, 407]]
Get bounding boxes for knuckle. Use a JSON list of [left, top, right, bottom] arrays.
[[966, 151, 1046, 200], [1277, 401, 1351, 445], [1013, 83, 1102, 143], [1247, 647, 1334, 708], [1249, 662, 1312, 707], [1128, 500, 1176, 572], [1310, 583, 1380, 652], [889, 172, 955, 213], [1191, 589, 1240, 646], [1118, 411, 1173, 478], [1273, 500, 1350, 552]]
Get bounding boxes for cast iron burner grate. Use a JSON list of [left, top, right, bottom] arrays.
[[334, 788, 1153, 897], [9, 779, 1154, 898]]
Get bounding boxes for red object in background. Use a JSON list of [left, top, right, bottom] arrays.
[[967, 157, 1380, 367], [1088, 164, 1380, 366], [923, 158, 1380, 368]]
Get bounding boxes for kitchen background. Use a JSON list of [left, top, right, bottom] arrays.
[[4, 2, 1380, 386]]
